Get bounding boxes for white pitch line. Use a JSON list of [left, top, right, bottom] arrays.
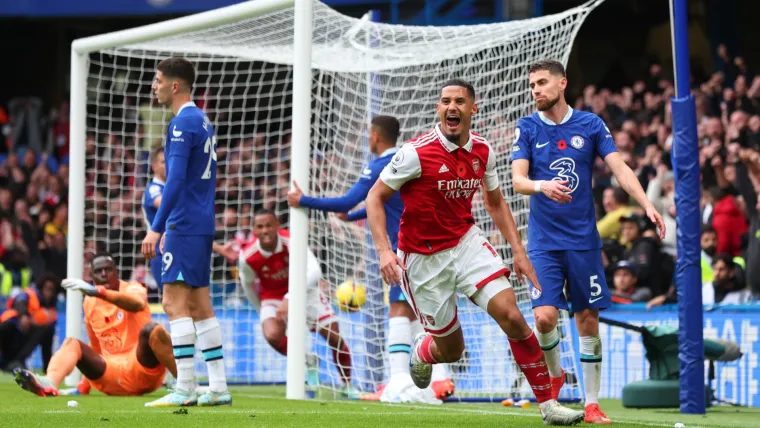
[[235, 394, 717, 428]]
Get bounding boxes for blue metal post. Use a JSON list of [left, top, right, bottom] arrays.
[[670, 0, 706, 415]]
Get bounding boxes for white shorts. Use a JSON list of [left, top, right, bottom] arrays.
[[398, 226, 512, 337], [259, 287, 336, 332]]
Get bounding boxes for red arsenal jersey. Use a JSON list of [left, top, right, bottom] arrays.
[[240, 228, 291, 301], [379, 124, 500, 255]]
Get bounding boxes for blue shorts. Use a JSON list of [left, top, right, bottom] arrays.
[[388, 284, 407, 304], [150, 242, 163, 290], [161, 234, 213, 287], [527, 249, 611, 311]]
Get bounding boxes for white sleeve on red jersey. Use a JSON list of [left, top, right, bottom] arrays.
[[378, 143, 421, 191], [484, 142, 500, 191], [237, 255, 261, 311], [306, 249, 322, 290]]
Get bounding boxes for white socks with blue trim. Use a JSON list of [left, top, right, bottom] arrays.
[[170, 317, 196, 394], [195, 317, 228, 393]]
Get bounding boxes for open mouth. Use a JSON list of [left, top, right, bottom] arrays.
[[445, 115, 461, 128]]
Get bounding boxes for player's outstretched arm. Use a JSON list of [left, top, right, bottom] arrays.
[[62, 279, 147, 313], [288, 178, 371, 214], [366, 180, 405, 286], [511, 159, 571, 204], [482, 187, 540, 290], [604, 152, 666, 239]]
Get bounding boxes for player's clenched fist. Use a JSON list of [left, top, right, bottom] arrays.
[[141, 230, 161, 261], [512, 252, 541, 292], [539, 179, 572, 204], [379, 248, 405, 287]]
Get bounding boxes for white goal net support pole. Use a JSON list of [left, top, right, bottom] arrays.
[[68, 0, 605, 400]]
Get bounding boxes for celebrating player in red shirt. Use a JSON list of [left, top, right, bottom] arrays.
[[237, 210, 358, 399], [365, 79, 584, 425]]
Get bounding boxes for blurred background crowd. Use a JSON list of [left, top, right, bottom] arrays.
[[1, 42, 759, 313]]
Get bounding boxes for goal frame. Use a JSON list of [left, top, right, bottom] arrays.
[[66, 0, 310, 392]]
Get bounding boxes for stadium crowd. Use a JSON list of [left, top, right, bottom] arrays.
[[0, 44, 759, 327]]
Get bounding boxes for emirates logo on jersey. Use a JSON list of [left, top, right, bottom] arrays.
[[437, 178, 482, 199], [264, 268, 289, 280]]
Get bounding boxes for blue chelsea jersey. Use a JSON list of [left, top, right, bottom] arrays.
[[510, 107, 617, 251], [151, 102, 216, 236], [142, 178, 165, 230]]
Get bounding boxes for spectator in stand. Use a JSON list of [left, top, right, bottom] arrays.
[[597, 187, 633, 241], [704, 254, 750, 305], [0, 275, 58, 372], [647, 226, 719, 309], [618, 213, 670, 297], [610, 261, 652, 304]]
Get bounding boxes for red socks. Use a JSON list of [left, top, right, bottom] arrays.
[[332, 341, 352, 384], [509, 332, 552, 403], [416, 335, 439, 364]]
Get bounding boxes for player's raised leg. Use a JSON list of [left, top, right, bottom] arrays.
[[567, 250, 612, 424], [14, 337, 106, 397], [408, 312, 455, 400]]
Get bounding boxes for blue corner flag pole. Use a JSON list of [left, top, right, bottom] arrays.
[[669, 0, 706, 414]]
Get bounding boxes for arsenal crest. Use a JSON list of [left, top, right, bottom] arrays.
[[472, 159, 481, 173]]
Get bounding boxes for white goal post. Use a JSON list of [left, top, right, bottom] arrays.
[[67, 0, 605, 400]]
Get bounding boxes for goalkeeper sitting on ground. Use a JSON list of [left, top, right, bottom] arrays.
[[14, 253, 177, 397]]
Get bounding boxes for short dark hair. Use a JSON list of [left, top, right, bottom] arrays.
[[529, 59, 566, 77], [157, 57, 196, 90], [712, 253, 735, 268], [702, 225, 717, 236], [371, 115, 400, 144], [149, 145, 164, 165], [254, 209, 277, 221], [441, 79, 476, 100], [611, 187, 629, 205]]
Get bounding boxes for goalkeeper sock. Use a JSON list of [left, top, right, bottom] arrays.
[[509, 332, 552, 403], [331, 339, 352, 384], [580, 335, 602, 405], [195, 317, 228, 393], [170, 317, 197, 394], [537, 328, 563, 377], [46, 338, 82, 386], [388, 316, 412, 377]]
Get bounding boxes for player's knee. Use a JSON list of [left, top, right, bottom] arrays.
[[262, 323, 285, 345], [62, 337, 84, 351], [533, 309, 559, 333], [139, 322, 159, 344]]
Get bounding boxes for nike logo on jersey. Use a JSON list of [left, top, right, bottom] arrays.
[[172, 126, 182, 137], [438, 164, 450, 173], [536, 141, 549, 148], [589, 296, 604, 304]]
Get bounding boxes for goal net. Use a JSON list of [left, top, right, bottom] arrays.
[[76, 0, 602, 401]]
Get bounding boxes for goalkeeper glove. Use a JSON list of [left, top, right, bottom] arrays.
[[61, 278, 105, 298]]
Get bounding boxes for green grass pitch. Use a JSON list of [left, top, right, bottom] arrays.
[[1, 374, 757, 427]]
